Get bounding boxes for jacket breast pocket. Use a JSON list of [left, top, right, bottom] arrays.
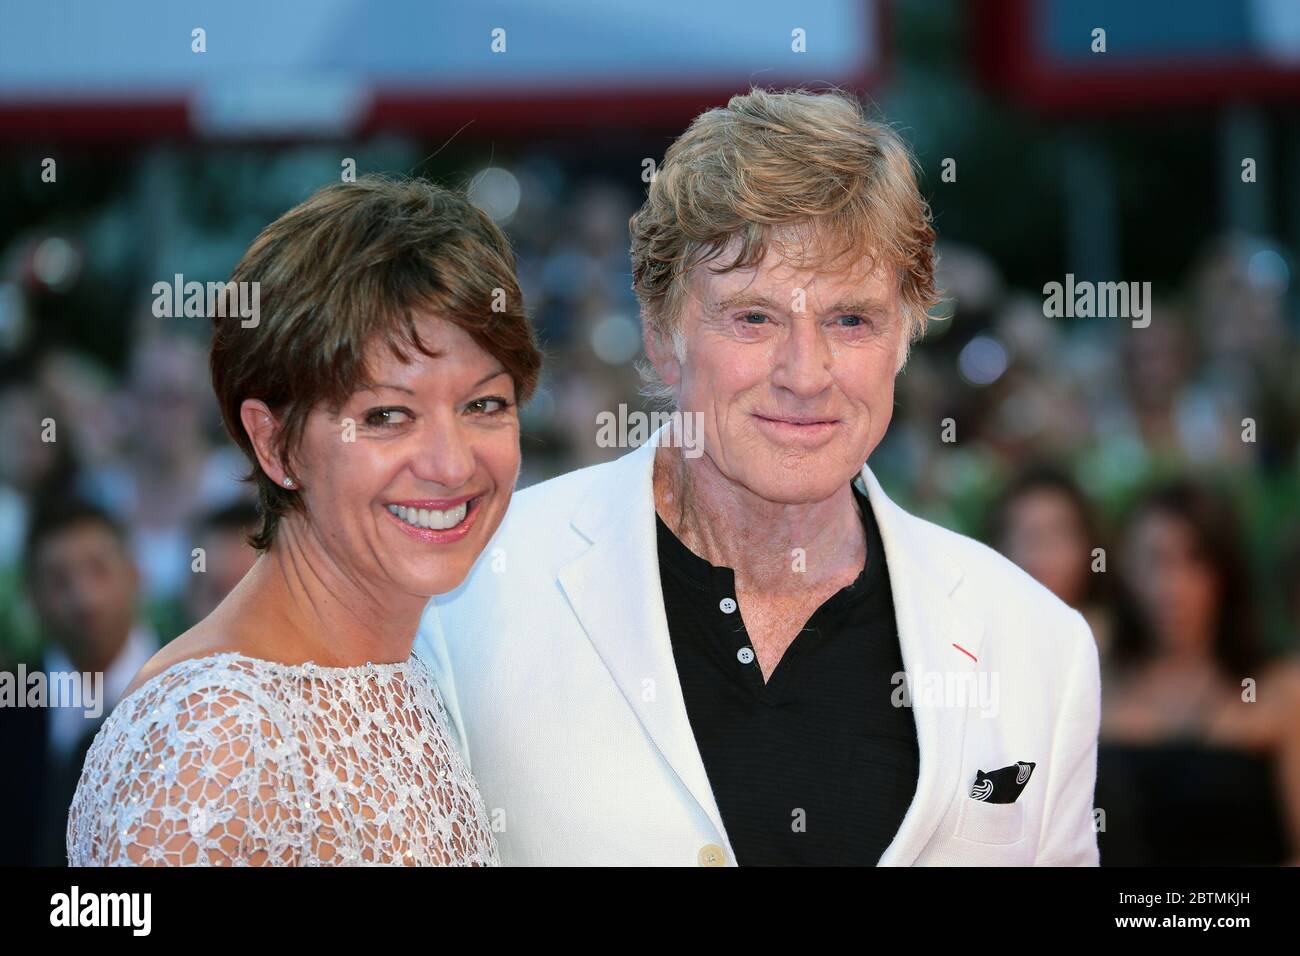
[[955, 797, 1025, 845]]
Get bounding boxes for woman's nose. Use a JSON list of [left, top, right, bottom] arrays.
[[411, 419, 476, 490]]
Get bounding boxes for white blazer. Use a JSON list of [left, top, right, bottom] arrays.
[[416, 434, 1101, 866]]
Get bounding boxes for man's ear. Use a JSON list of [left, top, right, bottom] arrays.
[[239, 399, 293, 486], [642, 321, 682, 389]]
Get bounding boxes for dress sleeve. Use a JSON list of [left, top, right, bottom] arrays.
[[66, 668, 304, 866]]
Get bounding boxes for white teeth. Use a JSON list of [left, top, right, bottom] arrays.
[[386, 501, 470, 531]]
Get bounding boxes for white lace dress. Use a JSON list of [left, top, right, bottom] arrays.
[[65, 651, 499, 866]]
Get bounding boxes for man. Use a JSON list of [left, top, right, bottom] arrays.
[[0, 501, 157, 865], [418, 88, 1101, 866], [183, 499, 260, 626]]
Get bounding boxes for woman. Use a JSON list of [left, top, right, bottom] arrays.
[[988, 463, 1114, 664], [1097, 479, 1300, 865], [65, 175, 541, 865]]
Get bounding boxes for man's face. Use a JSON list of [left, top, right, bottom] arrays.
[[0, 385, 58, 492], [186, 526, 258, 623], [29, 522, 139, 661], [651, 235, 905, 504]]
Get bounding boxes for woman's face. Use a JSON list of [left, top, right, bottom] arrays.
[[1125, 510, 1221, 651], [1002, 488, 1090, 607], [289, 313, 521, 599]]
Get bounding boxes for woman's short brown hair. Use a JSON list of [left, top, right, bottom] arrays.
[[210, 174, 541, 551], [629, 87, 940, 401]]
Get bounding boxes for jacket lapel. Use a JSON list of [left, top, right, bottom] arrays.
[[555, 436, 983, 866], [556, 434, 733, 850], [858, 463, 985, 865]]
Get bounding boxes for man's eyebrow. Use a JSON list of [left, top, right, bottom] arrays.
[[711, 292, 783, 313], [826, 299, 893, 317], [711, 292, 892, 316]]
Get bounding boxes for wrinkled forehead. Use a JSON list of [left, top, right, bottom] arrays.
[[688, 228, 902, 314]]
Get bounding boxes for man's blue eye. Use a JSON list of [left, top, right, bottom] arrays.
[[741, 313, 767, 324], [838, 314, 864, 326]]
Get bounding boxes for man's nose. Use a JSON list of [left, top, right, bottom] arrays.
[[63, 578, 102, 621], [770, 321, 833, 397]]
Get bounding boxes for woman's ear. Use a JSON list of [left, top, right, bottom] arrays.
[[239, 399, 293, 487]]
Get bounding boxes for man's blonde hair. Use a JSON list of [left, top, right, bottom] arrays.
[[629, 87, 940, 402]]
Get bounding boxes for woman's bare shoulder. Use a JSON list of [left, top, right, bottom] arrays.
[[120, 621, 253, 702]]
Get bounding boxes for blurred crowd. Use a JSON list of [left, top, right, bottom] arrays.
[[1, 158, 1298, 866]]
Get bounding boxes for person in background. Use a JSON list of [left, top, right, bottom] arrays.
[[183, 499, 260, 627], [1278, 529, 1300, 656], [1097, 479, 1300, 865], [0, 359, 80, 670], [987, 463, 1114, 666], [0, 500, 158, 865], [78, 335, 246, 606], [36, 349, 125, 481]]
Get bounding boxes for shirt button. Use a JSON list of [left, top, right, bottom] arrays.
[[719, 597, 737, 614], [697, 843, 726, 867], [736, 646, 755, 665]]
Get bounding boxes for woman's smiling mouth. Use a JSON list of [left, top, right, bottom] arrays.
[[383, 495, 482, 542]]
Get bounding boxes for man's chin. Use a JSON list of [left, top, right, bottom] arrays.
[[736, 468, 857, 507]]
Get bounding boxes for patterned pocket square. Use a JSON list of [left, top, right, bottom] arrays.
[[969, 761, 1036, 803]]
